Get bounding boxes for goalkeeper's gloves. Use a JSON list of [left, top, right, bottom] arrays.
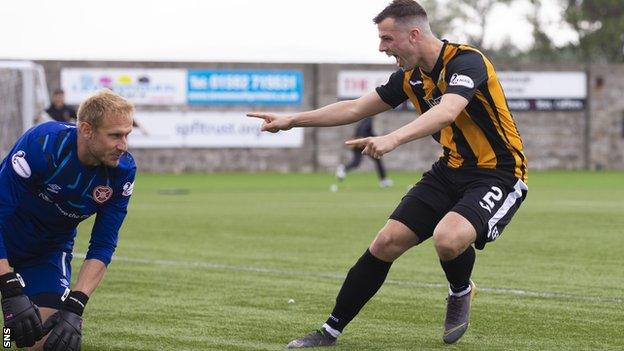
[[43, 290, 88, 351], [0, 272, 44, 348]]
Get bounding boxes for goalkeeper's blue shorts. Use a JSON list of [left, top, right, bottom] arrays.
[[14, 251, 73, 309]]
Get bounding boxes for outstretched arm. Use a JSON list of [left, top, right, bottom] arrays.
[[346, 94, 469, 159], [247, 91, 392, 133]]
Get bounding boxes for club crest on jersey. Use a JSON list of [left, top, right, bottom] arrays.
[[93, 186, 113, 204], [11, 150, 31, 178]]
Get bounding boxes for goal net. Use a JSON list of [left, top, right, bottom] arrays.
[[0, 61, 49, 157]]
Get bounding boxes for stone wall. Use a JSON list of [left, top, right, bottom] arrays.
[[34, 60, 624, 172], [588, 65, 624, 170]]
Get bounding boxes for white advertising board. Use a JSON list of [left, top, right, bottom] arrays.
[[498, 71, 587, 99], [337, 71, 394, 99], [128, 111, 303, 148], [498, 71, 586, 111], [61, 68, 187, 105], [338, 70, 587, 111]]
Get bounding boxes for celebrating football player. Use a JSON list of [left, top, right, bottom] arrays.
[[249, 0, 528, 347]]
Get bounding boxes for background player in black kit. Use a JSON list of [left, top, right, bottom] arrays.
[[336, 117, 393, 188], [248, 0, 528, 348]]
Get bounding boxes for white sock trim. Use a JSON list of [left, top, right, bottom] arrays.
[[322, 323, 341, 338], [449, 284, 472, 297]]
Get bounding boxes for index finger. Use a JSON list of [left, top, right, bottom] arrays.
[[345, 137, 370, 148], [246, 112, 271, 121]]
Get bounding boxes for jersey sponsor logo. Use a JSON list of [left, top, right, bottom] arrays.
[[11, 150, 31, 178], [53, 202, 90, 219], [93, 185, 113, 204], [449, 73, 475, 89], [409, 79, 423, 86], [122, 181, 134, 197]]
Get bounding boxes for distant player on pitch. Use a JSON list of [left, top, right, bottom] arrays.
[[0, 89, 136, 350], [335, 117, 393, 188], [248, 0, 528, 347]]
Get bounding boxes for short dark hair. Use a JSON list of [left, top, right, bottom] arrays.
[[52, 89, 65, 96], [373, 0, 428, 24]]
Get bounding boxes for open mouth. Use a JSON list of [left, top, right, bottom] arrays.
[[387, 52, 401, 67]]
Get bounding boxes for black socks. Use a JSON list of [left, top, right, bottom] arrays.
[[325, 249, 392, 332], [440, 245, 475, 293], [323, 245, 475, 333]]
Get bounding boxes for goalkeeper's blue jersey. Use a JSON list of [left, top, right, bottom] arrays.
[[0, 122, 136, 267]]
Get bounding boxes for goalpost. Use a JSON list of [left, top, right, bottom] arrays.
[[0, 61, 49, 157]]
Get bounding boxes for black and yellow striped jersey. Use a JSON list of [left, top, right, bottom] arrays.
[[376, 40, 528, 183]]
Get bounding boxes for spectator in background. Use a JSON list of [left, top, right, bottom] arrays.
[[132, 118, 149, 136], [336, 117, 393, 188], [45, 89, 77, 123]]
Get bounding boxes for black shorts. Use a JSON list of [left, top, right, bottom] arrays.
[[389, 161, 528, 249]]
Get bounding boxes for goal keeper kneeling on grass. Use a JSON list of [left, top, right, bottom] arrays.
[[0, 89, 136, 350], [248, 0, 528, 348]]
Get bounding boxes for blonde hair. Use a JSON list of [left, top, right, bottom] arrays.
[[77, 89, 134, 129]]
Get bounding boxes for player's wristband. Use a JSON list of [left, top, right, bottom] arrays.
[[0, 272, 25, 298], [62, 291, 89, 316]]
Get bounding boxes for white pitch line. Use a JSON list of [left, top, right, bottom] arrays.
[[75, 253, 622, 304]]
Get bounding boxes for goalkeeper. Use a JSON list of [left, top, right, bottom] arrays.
[[0, 90, 136, 350]]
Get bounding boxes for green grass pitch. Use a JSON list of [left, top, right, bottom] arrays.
[[72, 171, 623, 350]]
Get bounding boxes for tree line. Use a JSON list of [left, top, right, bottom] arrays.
[[423, 0, 623, 64]]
